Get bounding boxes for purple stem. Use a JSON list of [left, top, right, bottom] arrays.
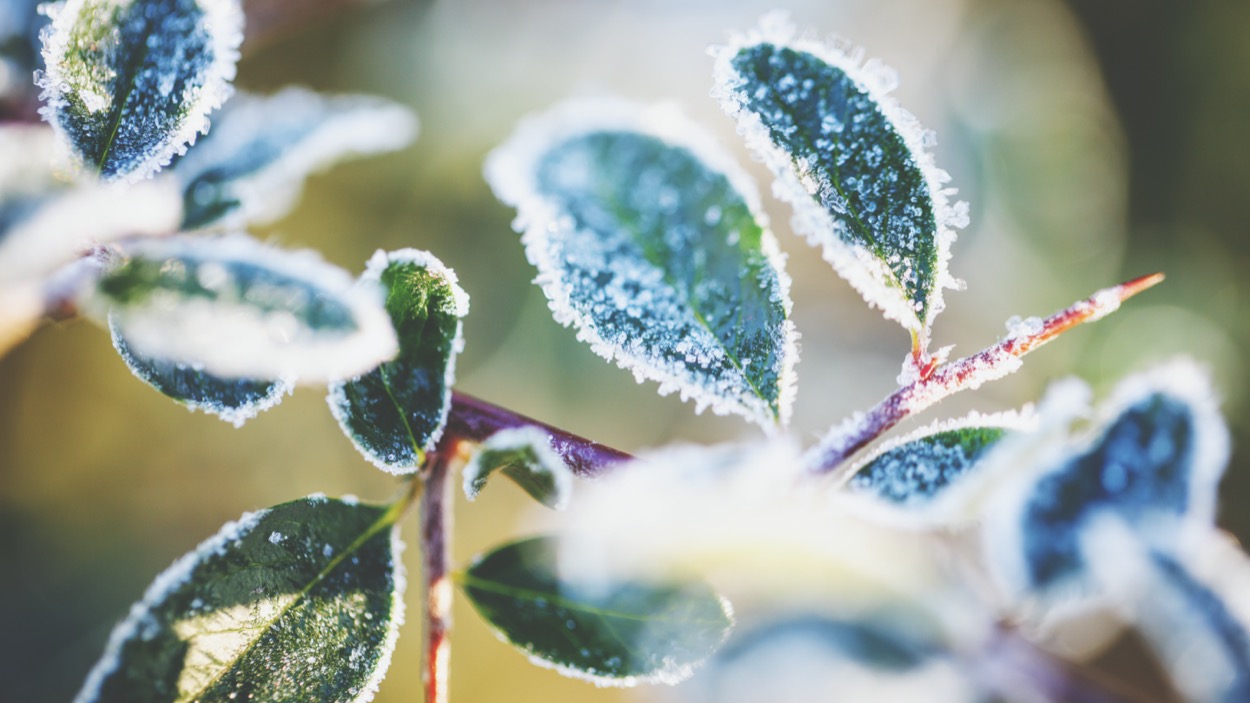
[[445, 391, 633, 478]]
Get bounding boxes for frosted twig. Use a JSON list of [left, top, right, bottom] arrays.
[[807, 274, 1165, 478], [419, 449, 454, 703], [445, 392, 633, 478]]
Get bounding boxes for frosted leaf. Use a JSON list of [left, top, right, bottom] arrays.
[[38, 0, 242, 182], [74, 495, 405, 703], [462, 426, 574, 510], [686, 616, 979, 703], [90, 234, 399, 383], [110, 317, 292, 427], [1085, 524, 1250, 703], [327, 249, 468, 474], [174, 87, 417, 231], [712, 13, 966, 340], [458, 536, 733, 686], [847, 410, 1032, 518], [987, 360, 1228, 603], [485, 98, 798, 429]]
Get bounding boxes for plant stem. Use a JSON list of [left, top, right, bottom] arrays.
[[807, 273, 1165, 478], [445, 392, 634, 477], [419, 447, 455, 703]]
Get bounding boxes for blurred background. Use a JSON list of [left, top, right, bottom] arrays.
[[1, 0, 1247, 700]]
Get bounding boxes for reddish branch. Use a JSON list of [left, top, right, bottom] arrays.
[[808, 273, 1165, 477], [418, 449, 454, 703]]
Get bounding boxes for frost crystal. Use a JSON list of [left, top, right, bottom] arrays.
[[174, 87, 418, 230], [711, 12, 966, 341], [462, 426, 575, 510], [38, 0, 243, 182], [485, 98, 798, 428]]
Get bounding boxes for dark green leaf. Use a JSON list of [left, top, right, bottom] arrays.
[[485, 99, 797, 428], [75, 495, 404, 703], [850, 424, 1011, 506], [712, 21, 967, 335], [175, 87, 417, 231], [110, 318, 291, 427], [458, 536, 733, 686], [91, 234, 398, 383], [38, 0, 243, 181], [327, 249, 468, 474], [462, 427, 574, 509]]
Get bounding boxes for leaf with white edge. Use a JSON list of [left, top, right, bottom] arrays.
[[485, 98, 798, 428], [90, 234, 398, 383], [462, 426, 574, 510], [327, 249, 468, 474], [711, 13, 967, 340], [38, 0, 242, 182], [848, 411, 1032, 510], [458, 536, 733, 686], [74, 494, 405, 703], [175, 87, 418, 231], [110, 317, 292, 427], [987, 360, 1229, 603], [688, 616, 978, 703]]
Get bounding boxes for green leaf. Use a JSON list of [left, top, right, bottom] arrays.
[[849, 421, 1013, 507], [74, 495, 405, 703], [712, 16, 967, 337], [38, 0, 243, 182], [175, 87, 418, 231], [110, 317, 292, 427], [327, 249, 468, 474], [462, 427, 574, 510], [485, 98, 798, 428], [458, 536, 733, 686], [91, 234, 399, 383]]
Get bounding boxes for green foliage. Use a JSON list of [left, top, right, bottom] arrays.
[[458, 536, 733, 685], [462, 427, 575, 509], [75, 496, 403, 703]]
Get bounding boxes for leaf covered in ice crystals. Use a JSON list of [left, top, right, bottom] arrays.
[[485, 99, 797, 428], [38, 0, 243, 182], [74, 495, 404, 703]]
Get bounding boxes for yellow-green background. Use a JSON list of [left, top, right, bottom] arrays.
[[2, 0, 1248, 700]]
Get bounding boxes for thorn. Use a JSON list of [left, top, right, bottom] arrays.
[[1116, 272, 1165, 301]]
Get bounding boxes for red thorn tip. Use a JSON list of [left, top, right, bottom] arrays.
[[1118, 272, 1165, 300]]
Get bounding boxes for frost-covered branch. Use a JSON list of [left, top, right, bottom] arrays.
[[445, 392, 633, 478], [807, 273, 1165, 477], [419, 448, 453, 703]]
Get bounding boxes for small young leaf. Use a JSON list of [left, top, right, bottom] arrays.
[[458, 536, 733, 686], [110, 318, 292, 427], [91, 234, 399, 383], [327, 249, 468, 474], [485, 98, 798, 428], [712, 14, 967, 339], [175, 87, 418, 231], [989, 361, 1228, 601], [462, 426, 574, 510], [848, 412, 1026, 507], [38, 0, 243, 182], [74, 494, 404, 703]]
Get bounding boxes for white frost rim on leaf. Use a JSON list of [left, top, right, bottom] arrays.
[[484, 96, 799, 429], [97, 233, 399, 384], [842, 408, 1037, 530], [38, 0, 244, 182], [326, 248, 468, 475], [462, 426, 575, 510], [985, 359, 1228, 608], [710, 11, 968, 339], [176, 87, 418, 230], [355, 523, 406, 703]]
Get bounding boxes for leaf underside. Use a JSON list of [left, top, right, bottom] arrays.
[[459, 536, 733, 685], [494, 117, 794, 426], [329, 250, 466, 473], [75, 496, 402, 703], [40, 0, 240, 181], [723, 42, 942, 329], [850, 426, 1008, 505]]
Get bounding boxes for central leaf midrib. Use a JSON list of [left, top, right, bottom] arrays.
[[181, 503, 399, 702], [95, 7, 157, 174]]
